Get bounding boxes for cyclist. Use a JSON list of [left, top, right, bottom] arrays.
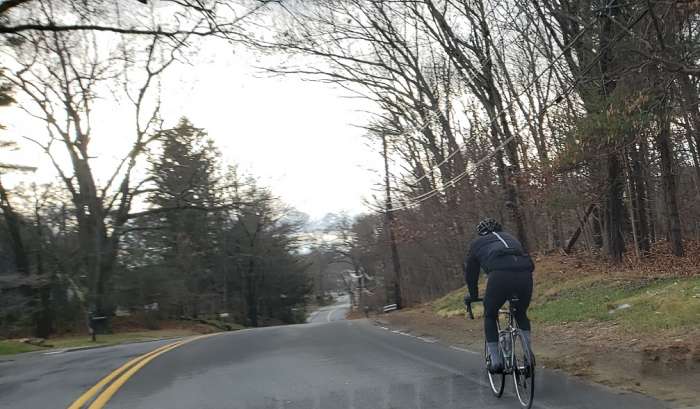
[[463, 218, 534, 373]]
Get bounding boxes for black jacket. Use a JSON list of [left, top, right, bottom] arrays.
[[463, 231, 534, 298]]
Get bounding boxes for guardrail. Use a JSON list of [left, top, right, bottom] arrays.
[[383, 304, 398, 313]]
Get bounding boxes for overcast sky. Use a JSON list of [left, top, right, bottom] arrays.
[[1, 39, 383, 220]]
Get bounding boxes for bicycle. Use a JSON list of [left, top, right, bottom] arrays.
[[465, 297, 535, 409]]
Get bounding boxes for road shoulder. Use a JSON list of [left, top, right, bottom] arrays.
[[371, 307, 700, 408]]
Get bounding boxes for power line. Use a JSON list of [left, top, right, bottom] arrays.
[[388, 134, 516, 212], [403, 11, 593, 190], [386, 24, 592, 211], [386, 5, 651, 213]]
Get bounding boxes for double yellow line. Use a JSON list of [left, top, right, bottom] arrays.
[[67, 333, 219, 409]]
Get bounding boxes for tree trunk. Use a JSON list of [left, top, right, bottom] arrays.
[[656, 109, 684, 256], [245, 260, 258, 327], [679, 75, 700, 157], [423, 0, 529, 250], [606, 153, 626, 262], [505, 164, 530, 252], [639, 135, 657, 243], [491, 68, 530, 252], [550, 212, 563, 250], [600, 0, 625, 263], [683, 125, 700, 197], [34, 201, 53, 338], [564, 202, 596, 254], [624, 158, 639, 260], [628, 144, 651, 255], [490, 120, 529, 252], [592, 205, 604, 249]]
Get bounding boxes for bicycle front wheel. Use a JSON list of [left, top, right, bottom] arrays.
[[512, 331, 535, 408], [484, 340, 505, 397]]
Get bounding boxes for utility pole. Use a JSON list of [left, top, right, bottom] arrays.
[[381, 133, 403, 309]]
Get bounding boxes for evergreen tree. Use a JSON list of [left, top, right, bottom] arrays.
[[147, 117, 221, 317]]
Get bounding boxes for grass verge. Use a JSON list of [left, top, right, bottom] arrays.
[[429, 274, 700, 333], [0, 341, 44, 356], [47, 328, 205, 349], [0, 323, 243, 356], [530, 276, 700, 331], [433, 287, 471, 318]]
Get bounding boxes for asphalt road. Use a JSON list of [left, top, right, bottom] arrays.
[[0, 308, 669, 409], [306, 295, 351, 323]]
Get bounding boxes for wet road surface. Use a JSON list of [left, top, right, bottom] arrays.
[[0, 309, 669, 409]]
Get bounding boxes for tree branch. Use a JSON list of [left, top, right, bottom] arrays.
[[0, 24, 218, 37]]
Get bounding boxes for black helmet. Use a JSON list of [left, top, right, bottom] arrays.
[[477, 218, 501, 236]]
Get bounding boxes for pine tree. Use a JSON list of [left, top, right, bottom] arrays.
[[147, 117, 220, 317]]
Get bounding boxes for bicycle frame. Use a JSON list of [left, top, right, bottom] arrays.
[[497, 300, 519, 374], [465, 297, 521, 373], [465, 297, 535, 408]]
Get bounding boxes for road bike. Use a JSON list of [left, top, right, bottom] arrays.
[[465, 297, 535, 409]]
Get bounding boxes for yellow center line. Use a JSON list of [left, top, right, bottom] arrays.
[[67, 340, 183, 409], [81, 333, 221, 409], [86, 342, 184, 409]]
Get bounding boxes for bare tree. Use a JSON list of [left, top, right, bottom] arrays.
[[1, 15, 190, 314], [0, 0, 273, 38]]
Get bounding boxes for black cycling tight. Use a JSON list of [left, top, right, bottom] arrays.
[[483, 269, 533, 343]]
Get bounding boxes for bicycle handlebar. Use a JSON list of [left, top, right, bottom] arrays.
[[464, 297, 483, 320]]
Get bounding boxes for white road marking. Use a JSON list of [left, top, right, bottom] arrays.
[[449, 345, 480, 355], [326, 308, 337, 322], [307, 311, 319, 323]]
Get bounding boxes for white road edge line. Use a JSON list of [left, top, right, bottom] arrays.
[[449, 345, 480, 355], [373, 324, 558, 409], [43, 350, 67, 355], [326, 308, 337, 322]]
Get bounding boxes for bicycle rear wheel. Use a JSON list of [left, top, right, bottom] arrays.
[[512, 331, 535, 408], [484, 340, 505, 397]]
